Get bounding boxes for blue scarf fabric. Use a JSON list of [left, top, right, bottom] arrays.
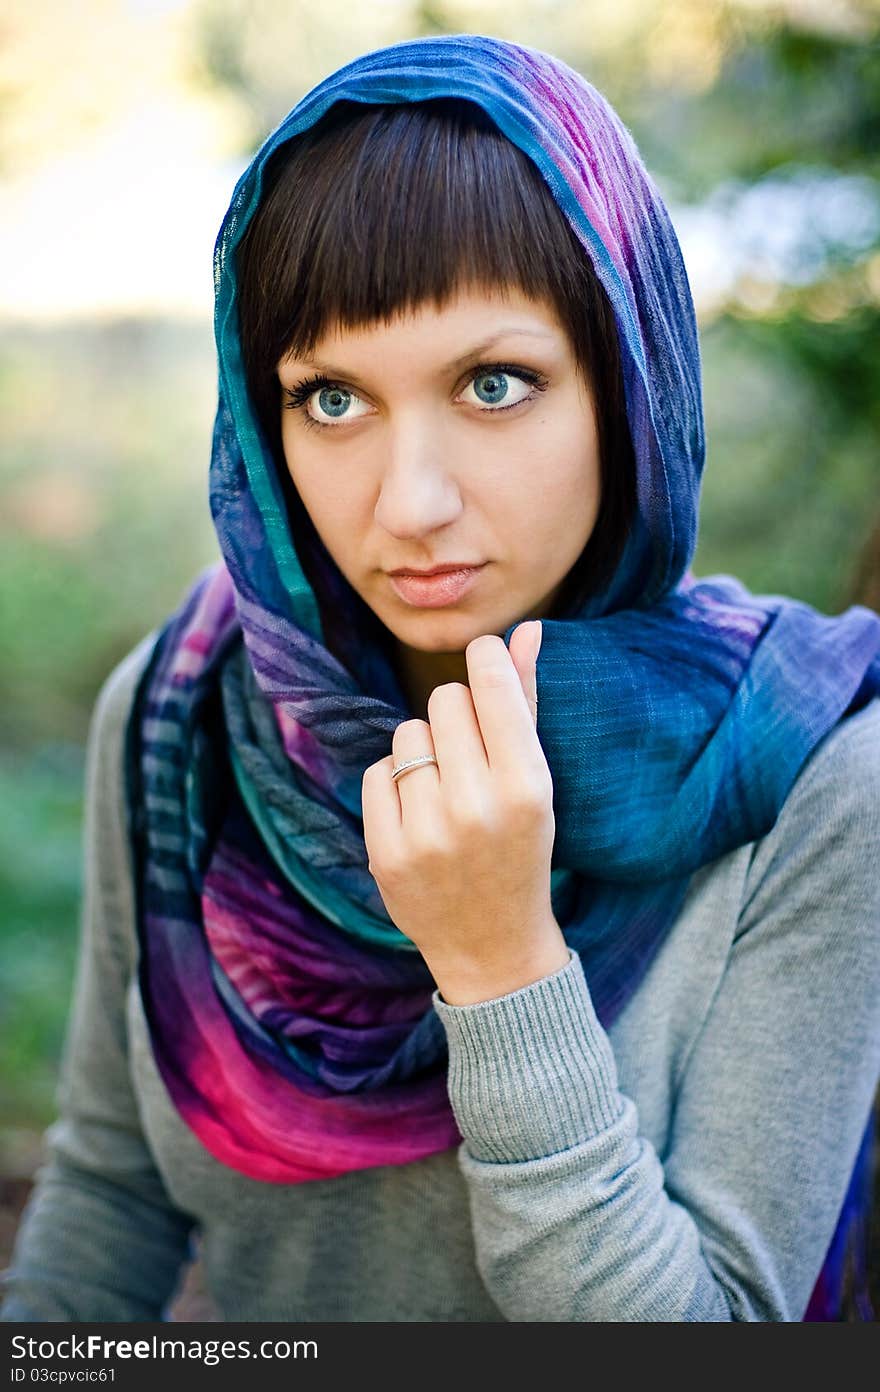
[[126, 33, 880, 1319]]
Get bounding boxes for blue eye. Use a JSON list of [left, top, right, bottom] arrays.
[[316, 386, 353, 418], [472, 372, 510, 405], [460, 367, 539, 412], [283, 377, 371, 428], [282, 361, 549, 432]]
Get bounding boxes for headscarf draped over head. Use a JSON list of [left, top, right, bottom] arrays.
[[124, 34, 880, 1320]]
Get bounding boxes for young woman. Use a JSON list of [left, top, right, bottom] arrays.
[[3, 33, 880, 1323]]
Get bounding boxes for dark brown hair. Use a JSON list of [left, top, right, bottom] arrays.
[[235, 96, 638, 619]]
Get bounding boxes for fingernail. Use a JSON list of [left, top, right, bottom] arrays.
[[532, 621, 542, 661]]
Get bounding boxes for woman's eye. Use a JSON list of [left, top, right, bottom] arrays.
[[309, 385, 370, 425], [459, 370, 534, 411], [284, 364, 547, 430]]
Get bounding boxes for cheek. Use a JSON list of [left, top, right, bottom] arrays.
[[283, 457, 374, 574], [493, 422, 600, 546], [282, 435, 349, 524]]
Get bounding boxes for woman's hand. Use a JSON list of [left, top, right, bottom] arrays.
[[361, 621, 569, 1005]]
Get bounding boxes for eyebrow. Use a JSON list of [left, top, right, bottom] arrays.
[[287, 328, 557, 382]]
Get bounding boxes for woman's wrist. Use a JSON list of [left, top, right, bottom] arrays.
[[428, 919, 570, 1006]]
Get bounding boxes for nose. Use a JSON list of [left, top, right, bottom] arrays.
[[373, 414, 464, 540]]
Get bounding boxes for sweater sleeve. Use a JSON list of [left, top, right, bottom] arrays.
[[432, 697, 880, 1322], [1, 636, 196, 1322]]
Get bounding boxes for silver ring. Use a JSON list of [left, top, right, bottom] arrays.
[[391, 754, 439, 782]]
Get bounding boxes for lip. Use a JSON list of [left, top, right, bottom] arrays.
[[387, 564, 487, 608], [388, 562, 485, 576]]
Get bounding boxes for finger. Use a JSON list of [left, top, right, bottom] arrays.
[[361, 754, 402, 873], [507, 620, 542, 728], [424, 680, 490, 808], [389, 717, 441, 841], [464, 633, 544, 779]]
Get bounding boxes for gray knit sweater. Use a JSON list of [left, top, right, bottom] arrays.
[[3, 635, 880, 1322]]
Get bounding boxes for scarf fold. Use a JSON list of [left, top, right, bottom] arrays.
[[125, 33, 880, 1320]]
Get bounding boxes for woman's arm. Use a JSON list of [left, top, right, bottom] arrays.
[[1, 637, 195, 1322], [433, 697, 880, 1321]]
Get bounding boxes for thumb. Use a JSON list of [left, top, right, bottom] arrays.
[[509, 620, 542, 727]]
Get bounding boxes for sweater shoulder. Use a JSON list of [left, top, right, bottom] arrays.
[[80, 630, 162, 971], [789, 694, 880, 803], [777, 693, 880, 848], [90, 630, 161, 751], [738, 693, 880, 935]]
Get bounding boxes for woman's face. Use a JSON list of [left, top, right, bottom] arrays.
[[276, 285, 601, 655]]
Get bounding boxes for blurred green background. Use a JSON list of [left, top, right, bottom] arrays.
[[2, 0, 880, 1153]]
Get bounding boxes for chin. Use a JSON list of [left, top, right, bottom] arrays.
[[390, 605, 513, 651]]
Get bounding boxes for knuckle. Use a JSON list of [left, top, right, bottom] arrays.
[[396, 717, 431, 737], [393, 718, 431, 750], [408, 827, 452, 865], [475, 665, 510, 690], [375, 831, 451, 881], [363, 755, 391, 785], [370, 846, 404, 884], [507, 779, 552, 822], [427, 681, 470, 717], [450, 799, 493, 837]]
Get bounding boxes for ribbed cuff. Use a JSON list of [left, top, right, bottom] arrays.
[[432, 949, 623, 1163]]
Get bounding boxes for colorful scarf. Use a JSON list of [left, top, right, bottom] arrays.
[[125, 34, 880, 1319]]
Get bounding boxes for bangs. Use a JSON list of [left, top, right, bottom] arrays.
[[236, 97, 605, 424]]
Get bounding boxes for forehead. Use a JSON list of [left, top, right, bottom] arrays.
[[276, 286, 566, 373]]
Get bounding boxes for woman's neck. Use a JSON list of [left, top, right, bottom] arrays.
[[390, 641, 470, 720]]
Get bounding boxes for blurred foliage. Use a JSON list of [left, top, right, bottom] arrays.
[[0, 319, 218, 748], [605, 10, 880, 195], [698, 305, 879, 604], [2, 0, 879, 1128]]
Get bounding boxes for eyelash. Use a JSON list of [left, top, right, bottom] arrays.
[[281, 361, 550, 432]]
